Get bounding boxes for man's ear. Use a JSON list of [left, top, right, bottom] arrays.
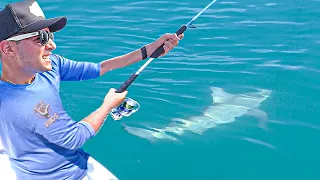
[[0, 41, 15, 57]]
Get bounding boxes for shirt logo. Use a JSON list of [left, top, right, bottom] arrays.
[[34, 101, 50, 118], [29, 2, 45, 18], [34, 101, 59, 127]]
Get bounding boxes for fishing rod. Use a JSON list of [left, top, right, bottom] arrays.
[[111, 0, 218, 120], [116, 0, 217, 93]]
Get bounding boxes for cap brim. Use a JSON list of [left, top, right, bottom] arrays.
[[20, 16, 67, 33]]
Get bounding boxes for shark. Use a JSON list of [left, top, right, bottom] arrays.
[[122, 87, 272, 142]]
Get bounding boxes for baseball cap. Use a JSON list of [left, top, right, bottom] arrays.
[[0, 0, 67, 42]]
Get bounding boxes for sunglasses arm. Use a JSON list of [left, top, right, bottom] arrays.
[[6, 32, 39, 41]]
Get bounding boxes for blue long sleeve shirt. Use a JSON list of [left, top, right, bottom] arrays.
[[0, 54, 101, 180]]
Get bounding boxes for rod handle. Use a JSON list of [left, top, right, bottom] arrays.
[[116, 73, 138, 93], [150, 25, 187, 58]]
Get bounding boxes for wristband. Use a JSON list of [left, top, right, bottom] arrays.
[[140, 46, 148, 60]]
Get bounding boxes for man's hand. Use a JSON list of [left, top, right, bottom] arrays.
[[147, 33, 184, 57], [103, 88, 128, 110], [81, 88, 128, 133]]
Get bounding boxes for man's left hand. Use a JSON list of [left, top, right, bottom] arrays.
[[146, 33, 184, 58]]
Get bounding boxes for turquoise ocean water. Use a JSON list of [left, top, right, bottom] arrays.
[[1, 0, 320, 179]]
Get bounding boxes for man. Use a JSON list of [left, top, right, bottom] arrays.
[[0, 1, 183, 180]]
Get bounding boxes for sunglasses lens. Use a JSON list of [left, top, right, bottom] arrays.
[[39, 31, 47, 45], [49, 33, 54, 41], [39, 31, 53, 45]]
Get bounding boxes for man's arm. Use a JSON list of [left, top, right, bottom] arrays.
[[81, 88, 127, 133], [81, 103, 111, 133], [99, 48, 143, 76], [100, 33, 183, 76], [30, 88, 126, 150]]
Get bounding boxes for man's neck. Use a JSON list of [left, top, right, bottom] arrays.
[[1, 69, 35, 85]]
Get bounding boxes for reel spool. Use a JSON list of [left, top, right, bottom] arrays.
[[110, 97, 140, 120]]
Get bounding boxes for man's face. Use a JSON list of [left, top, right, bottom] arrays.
[[13, 28, 56, 73]]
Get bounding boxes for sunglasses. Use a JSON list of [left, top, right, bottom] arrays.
[[6, 30, 54, 46]]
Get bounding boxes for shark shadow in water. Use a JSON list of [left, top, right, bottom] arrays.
[[122, 87, 271, 142]]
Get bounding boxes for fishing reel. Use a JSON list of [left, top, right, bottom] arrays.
[[110, 97, 140, 120]]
